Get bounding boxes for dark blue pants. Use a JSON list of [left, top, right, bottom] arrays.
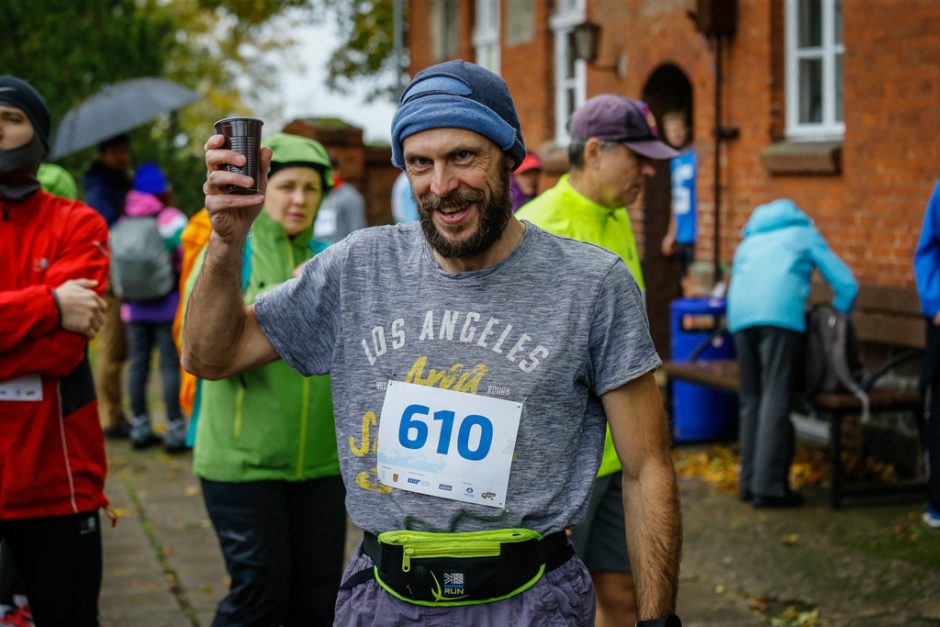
[[0, 511, 102, 627], [923, 321, 940, 511], [734, 326, 800, 498], [201, 477, 346, 627], [126, 321, 182, 421]]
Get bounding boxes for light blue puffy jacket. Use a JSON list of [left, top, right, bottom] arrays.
[[727, 199, 858, 333]]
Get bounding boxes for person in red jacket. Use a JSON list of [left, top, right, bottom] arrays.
[[0, 75, 110, 627]]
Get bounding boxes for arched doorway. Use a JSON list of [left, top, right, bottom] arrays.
[[642, 63, 693, 358]]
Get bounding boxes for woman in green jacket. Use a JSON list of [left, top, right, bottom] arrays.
[[185, 133, 344, 627]]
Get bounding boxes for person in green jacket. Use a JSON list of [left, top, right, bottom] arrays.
[[184, 133, 344, 627], [516, 94, 677, 627]]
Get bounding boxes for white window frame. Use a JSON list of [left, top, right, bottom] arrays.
[[785, 0, 845, 140], [550, 0, 587, 145], [430, 0, 460, 62], [474, 0, 501, 75]]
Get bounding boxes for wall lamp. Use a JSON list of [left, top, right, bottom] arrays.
[[570, 21, 627, 77]]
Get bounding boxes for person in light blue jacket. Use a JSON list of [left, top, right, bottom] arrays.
[[914, 180, 940, 529], [728, 198, 858, 508]]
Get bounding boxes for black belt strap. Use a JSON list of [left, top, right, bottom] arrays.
[[340, 530, 573, 591]]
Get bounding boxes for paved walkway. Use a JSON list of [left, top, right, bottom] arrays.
[[99, 440, 940, 626]]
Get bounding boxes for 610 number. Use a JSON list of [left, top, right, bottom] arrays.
[[398, 404, 493, 461]]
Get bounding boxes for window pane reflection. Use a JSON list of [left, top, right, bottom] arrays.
[[799, 58, 823, 123], [798, 0, 822, 47]]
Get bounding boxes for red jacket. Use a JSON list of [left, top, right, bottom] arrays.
[[0, 190, 110, 520]]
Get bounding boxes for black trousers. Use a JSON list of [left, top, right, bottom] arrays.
[[734, 326, 801, 498], [923, 321, 940, 511], [0, 511, 102, 627], [201, 476, 347, 627]]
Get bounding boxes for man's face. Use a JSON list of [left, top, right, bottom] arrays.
[[403, 128, 512, 259], [264, 166, 323, 237], [663, 117, 688, 149], [594, 142, 656, 209], [514, 169, 540, 197], [100, 143, 131, 172], [0, 104, 34, 151]]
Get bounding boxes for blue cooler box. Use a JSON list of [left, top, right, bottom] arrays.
[[669, 298, 737, 442]]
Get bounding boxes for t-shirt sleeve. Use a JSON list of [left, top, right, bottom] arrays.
[[253, 238, 347, 376], [588, 260, 662, 395]]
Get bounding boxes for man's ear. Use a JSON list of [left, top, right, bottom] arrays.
[[582, 137, 603, 169]]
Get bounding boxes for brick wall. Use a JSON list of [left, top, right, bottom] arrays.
[[407, 0, 940, 290], [282, 118, 397, 225]]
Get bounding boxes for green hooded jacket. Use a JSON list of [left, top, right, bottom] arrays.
[[188, 133, 339, 482]]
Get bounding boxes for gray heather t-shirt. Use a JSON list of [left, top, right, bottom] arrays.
[[254, 222, 660, 535]]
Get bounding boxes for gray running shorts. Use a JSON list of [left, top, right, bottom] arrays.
[[334, 541, 596, 626], [570, 473, 631, 573]]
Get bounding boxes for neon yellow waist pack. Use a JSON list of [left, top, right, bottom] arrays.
[[340, 528, 573, 607]]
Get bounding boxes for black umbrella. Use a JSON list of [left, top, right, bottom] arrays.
[[50, 77, 199, 160]]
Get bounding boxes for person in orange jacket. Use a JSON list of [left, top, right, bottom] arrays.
[[172, 207, 213, 444]]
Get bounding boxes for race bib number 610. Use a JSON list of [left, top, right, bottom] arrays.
[[376, 380, 522, 508]]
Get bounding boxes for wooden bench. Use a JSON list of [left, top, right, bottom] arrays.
[[662, 283, 925, 508]]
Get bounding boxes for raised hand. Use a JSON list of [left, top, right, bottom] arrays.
[[203, 134, 273, 243], [54, 279, 107, 337]]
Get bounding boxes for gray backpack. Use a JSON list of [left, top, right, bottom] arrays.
[[109, 217, 174, 301]]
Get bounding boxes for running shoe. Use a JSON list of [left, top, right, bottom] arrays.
[[924, 504, 940, 529], [0, 605, 34, 627]]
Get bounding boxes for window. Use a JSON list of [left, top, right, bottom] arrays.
[[474, 0, 500, 74], [785, 0, 844, 139], [550, 0, 586, 144], [430, 0, 460, 62]]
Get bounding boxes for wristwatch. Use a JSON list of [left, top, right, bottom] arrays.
[[636, 614, 682, 627]]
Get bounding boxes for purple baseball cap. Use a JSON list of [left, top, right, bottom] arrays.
[[569, 94, 679, 160]]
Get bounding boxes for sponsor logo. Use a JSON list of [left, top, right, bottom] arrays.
[[481, 492, 496, 500], [465, 487, 474, 494], [431, 571, 467, 601], [407, 478, 420, 485], [443, 572, 466, 596], [438, 483, 452, 491]]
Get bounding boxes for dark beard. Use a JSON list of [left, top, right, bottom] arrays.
[[418, 165, 512, 259]]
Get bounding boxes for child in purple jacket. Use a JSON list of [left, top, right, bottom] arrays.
[[120, 163, 188, 452]]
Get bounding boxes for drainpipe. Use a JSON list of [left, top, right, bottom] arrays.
[[713, 34, 723, 284], [393, 0, 406, 98]]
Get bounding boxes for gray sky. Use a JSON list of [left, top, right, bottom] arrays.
[[267, 13, 397, 145]]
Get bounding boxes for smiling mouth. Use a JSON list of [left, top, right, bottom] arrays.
[[438, 203, 471, 215]]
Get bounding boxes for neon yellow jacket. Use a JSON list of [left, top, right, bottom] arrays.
[[517, 174, 645, 476]]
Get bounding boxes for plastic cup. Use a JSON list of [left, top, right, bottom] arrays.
[[214, 117, 264, 195]]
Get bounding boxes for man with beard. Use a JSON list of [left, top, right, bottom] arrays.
[[517, 94, 679, 627], [0, 75, 110, 626], [184, 60, 681, 627]]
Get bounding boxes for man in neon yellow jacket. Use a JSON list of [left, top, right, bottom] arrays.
[[183, 133, 343, 626], [517, 94, 677, 627]]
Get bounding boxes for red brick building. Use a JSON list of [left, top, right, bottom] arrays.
[[283, 118, 401, 227], [408, 0, 940, 358]]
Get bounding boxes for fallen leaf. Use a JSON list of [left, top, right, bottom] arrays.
[[780, 533, 799, 546], [749, 597, 769, 610]]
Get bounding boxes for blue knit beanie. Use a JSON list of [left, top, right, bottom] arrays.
[[133, 162, 168, 195], [390, 60, 526, 171]]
